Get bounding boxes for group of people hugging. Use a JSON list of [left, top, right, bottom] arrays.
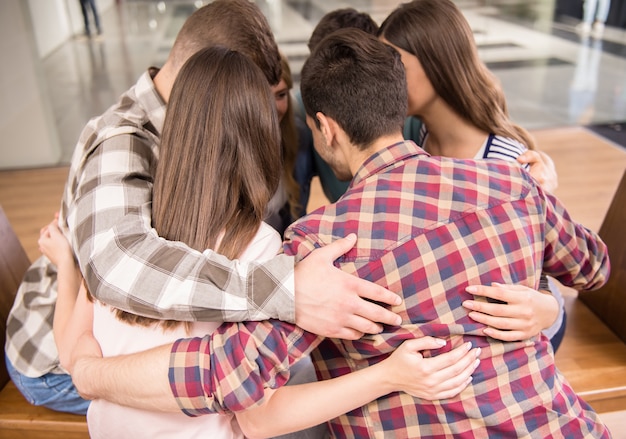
[[5, 0, 611, 438]]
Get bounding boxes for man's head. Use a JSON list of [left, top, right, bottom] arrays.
[[161, 0, 281, 98], [301, 28, 407, 153], [307, 8, 379, 52]]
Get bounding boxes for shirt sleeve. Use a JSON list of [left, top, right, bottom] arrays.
[[70, 135, 296, 323], [168, 222, 324, 415], [540, 188, 610, 290], [169, 320, 323, 416]]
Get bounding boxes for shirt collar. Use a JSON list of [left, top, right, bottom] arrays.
[[135, 68, 166, 137], [351, 140, 429, 187]]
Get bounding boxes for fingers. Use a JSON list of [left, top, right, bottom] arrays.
[[516, 149, 539, 165], [430, 347, 480, 400], [397, 336, 446, 352], [481, 327, 527, 342], [313, 233, 358, 261], [294, 234, 402, 339], [466, 283, 512, 302], [406, 342, 481, 400], [350, 280, 401, 324]]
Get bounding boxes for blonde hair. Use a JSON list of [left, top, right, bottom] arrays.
[[278, 54, 302, 220]]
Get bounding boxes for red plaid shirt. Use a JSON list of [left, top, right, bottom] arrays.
[[170, 141, 610, 438]]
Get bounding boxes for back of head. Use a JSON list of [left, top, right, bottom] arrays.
[[379, 0, 535, 149], [170, 0, 281, 85], [301, 28, 407, 149], [155, 46, 281, 259], [308, 8, 379, 52]]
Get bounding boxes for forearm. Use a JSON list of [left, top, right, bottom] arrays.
[[56, 287, 94, 370], [543, 193, 609, 290], [70, 145, 296, 322], [170, 321, 322, 415], [83, 210, 295, 322], [236, 361, 392, 438], [52, 262, 82, 354], [72, 344, 179, 412]]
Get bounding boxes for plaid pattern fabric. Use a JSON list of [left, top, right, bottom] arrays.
[[170, 141, 609, 437], [6, 70, 295, 377]]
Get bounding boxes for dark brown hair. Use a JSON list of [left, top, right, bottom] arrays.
[[301, 28, 407, 149], [378, 0, 536, 149], [170, 0, 281, 86], [117, 46, 281, 329], [308, 8, 379, 52]]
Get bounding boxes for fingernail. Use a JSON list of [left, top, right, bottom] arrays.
[[473, 359, 480, 369], [394, 315, 402, 326], [465, 341, 473, 351], [465, 286, 477, 293], [462, 300, 474, 310], [475, 347, 481, 357], [434, 338, 447, 347]]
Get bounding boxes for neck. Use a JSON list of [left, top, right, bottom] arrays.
[[346, 133, 405, 177], [419, 101, 488, 159], [153, 62, 176, 103]]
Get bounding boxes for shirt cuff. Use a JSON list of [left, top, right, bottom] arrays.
[[169, 337, 218, 417]]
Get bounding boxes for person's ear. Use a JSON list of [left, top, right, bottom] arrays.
[[316, 112, 335, 148]]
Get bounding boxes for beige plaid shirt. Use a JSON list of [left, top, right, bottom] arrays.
[[6, 70, 295, 377]]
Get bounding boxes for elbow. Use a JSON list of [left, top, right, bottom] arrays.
[[236, 412, 274, 439]]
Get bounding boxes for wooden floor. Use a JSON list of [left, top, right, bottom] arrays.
[[1, 126, 625, 433]]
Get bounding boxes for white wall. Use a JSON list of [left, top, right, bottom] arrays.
[[0, 0, 61, 169], [28, 0, 115, 58], [0, 0, 115, 169]]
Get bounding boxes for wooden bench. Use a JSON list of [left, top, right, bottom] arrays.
[[555, 169, 626, 414], [0, 205, 88, 439]]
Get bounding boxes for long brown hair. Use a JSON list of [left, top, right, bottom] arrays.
[[278, 54, 302, 220], [117, 46, 281, 328], [379, 0, 536, 149]]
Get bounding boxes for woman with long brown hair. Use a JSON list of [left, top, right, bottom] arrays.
[[379, 0, 566, 351]]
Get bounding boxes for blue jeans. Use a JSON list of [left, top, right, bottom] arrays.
[[583, 0, 611, 24], [79, 0, 101, 34], [5, 356, 90, 415]]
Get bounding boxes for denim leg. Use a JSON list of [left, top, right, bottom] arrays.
[[549, 309, 567, 354], [87, 0, 102, 33], [583, 0, 600, 24], [79, 0, 90, 34], [596, 0, 611, 23], [5, 356, 90, 415]]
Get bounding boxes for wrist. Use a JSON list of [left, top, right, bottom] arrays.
[[371, 358, 397, 395]]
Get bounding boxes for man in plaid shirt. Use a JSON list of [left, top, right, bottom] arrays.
[[69, 29, 610, 437], [5, 1, 402, 416]]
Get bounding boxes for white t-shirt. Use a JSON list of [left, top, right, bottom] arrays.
[[88, 222, 282, 439]]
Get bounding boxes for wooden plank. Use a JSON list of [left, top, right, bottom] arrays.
[[555, 293, 626, 412]]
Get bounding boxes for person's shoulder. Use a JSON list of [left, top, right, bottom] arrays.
[[239, 222, 283, 262], [485, 134, 528, 162]]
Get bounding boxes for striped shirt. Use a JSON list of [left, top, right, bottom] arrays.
[[169, 141, 610, 438], [6, 70, 295, 377]]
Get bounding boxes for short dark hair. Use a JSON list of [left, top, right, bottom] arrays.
[[301, 28, 407, 149], [171, 0, 281, 85], [307, 8, 379, 52]]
